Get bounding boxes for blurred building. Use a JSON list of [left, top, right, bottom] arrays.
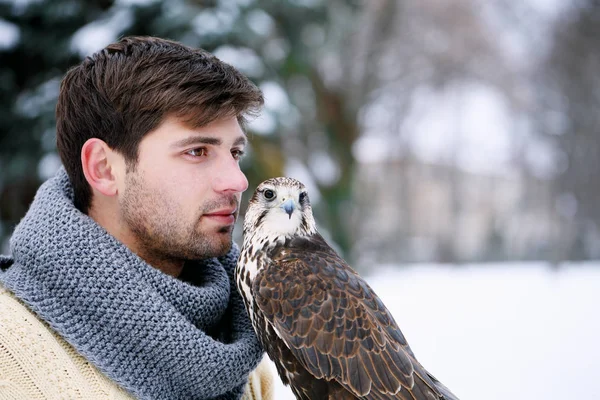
[[352, 158, 563, 265]]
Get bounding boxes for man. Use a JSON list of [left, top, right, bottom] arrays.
[[0, 36, 273, 400]]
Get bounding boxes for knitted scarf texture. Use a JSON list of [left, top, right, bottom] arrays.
[[0, 169, 263, 400]]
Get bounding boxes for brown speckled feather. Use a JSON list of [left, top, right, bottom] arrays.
[[252, 233, 452, 399]]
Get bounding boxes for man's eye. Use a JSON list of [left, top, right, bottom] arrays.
[[187, 148, 207, 157], [232, 149, 246, 160]]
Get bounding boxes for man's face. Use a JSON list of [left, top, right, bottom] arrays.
[[118, 116, 249, 263]]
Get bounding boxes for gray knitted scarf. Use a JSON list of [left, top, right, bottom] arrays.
[[0, 169, 263, 400]]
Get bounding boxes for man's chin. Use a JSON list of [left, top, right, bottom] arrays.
[[186, 226, 234, 258], [203, 235, 233, 258], [214, 240, 233, 257]]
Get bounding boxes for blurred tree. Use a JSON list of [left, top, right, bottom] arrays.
[[0, 0, 115, 249], [536, 0, 600, 261], [0, 0, 364, 259], [346, 0, 511, 264], [5, 0, 593, 265]]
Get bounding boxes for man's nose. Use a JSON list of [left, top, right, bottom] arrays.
[[213, 158, 249, 194]]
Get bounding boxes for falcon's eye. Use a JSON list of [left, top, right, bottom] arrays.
[[263, 189, 276, 200]]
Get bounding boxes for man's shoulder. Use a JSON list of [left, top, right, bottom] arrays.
[[0, 284, 49, 337], [0, 284, 34, 330], [0, 285, 134, 400]]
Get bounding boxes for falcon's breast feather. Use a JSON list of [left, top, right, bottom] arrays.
[[236, 177, 459, 400]]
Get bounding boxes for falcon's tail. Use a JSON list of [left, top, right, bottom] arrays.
[[429, 374, 459, 400]]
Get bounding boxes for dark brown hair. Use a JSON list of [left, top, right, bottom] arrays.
[[56, 36, 263, 212]]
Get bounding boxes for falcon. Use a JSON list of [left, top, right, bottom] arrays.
[[236, 177, 459, 400]]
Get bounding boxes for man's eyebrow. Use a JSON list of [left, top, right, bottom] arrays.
[[171, 136, 221, 148], [233, 136, 248, 147], [170, 135, 247, 149]]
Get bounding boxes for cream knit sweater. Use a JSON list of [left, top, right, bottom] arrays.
[[0, 286, 274, 400]]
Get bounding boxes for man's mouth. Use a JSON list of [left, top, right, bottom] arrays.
[[203, 208, 237, 225]]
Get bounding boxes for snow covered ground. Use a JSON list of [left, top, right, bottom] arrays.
[[267, 262, 600, 400]]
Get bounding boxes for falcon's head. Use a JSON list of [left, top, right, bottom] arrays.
[[243, 177, 317, 239]]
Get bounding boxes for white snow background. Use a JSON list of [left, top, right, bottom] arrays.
[[267, 262, 600, 400]]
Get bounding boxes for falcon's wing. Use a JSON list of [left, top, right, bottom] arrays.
[[253, 234, 444, 399]]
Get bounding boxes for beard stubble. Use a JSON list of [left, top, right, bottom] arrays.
[[120, 171, 238, 263]]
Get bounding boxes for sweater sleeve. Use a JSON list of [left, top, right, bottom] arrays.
[[241, 356, 276, 400], [0, 285, 133, 400]]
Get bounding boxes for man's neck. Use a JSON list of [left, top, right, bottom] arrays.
[[137, 252, 184, 278]]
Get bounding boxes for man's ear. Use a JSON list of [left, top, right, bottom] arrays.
[[81, 138, 120, 197]]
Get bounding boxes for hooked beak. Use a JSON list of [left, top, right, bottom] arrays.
[[281, 198, 295, 219]]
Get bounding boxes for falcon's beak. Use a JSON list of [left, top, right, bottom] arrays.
[[281, 198, 295, 219]]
